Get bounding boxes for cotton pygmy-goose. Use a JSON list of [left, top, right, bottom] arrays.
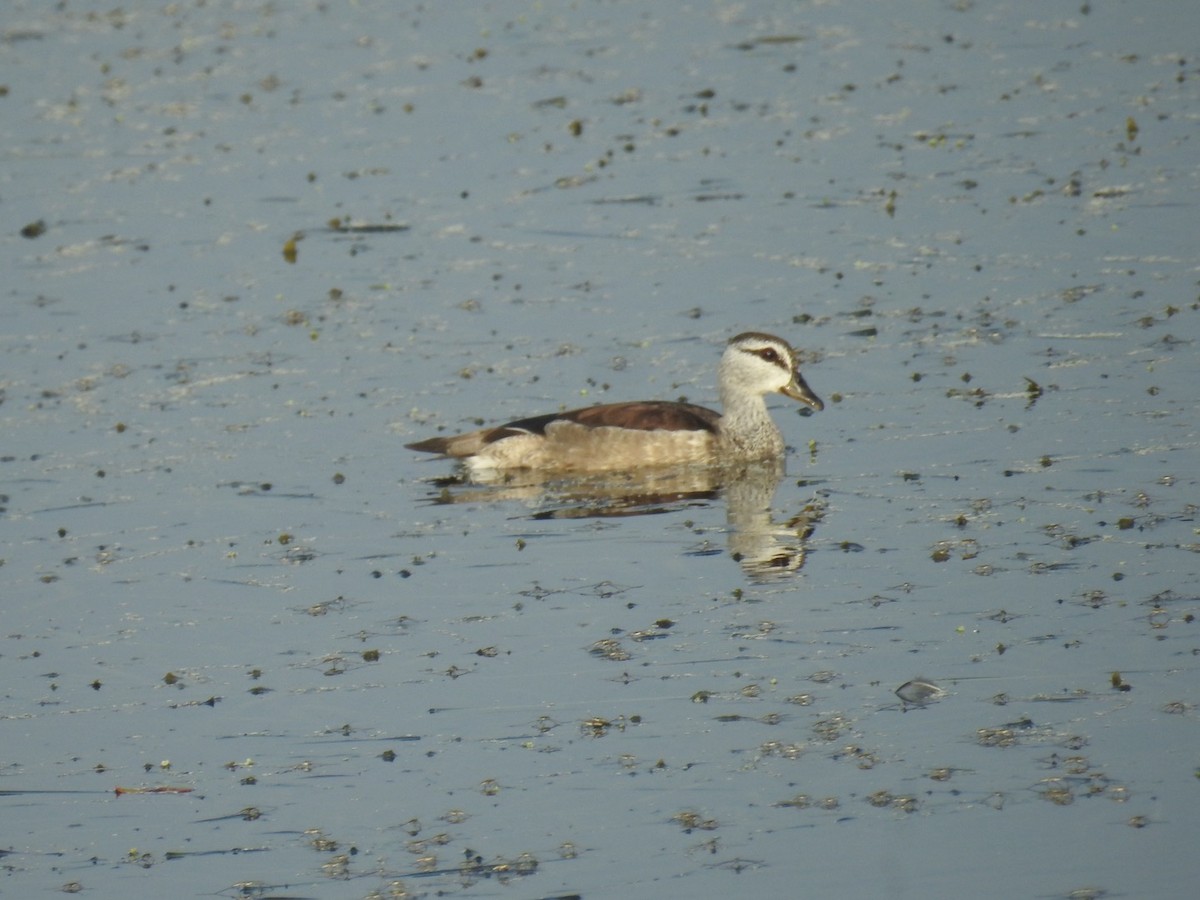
[[405, 331, 823, 474]]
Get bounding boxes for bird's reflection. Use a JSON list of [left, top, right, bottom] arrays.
[[412, 458, 825, 582]]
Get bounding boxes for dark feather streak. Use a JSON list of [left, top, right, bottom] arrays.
[[482, 400, 719, 446]]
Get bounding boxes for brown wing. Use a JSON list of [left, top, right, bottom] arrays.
[[406, 400, 720, 457], [504, 401, 719, 438]]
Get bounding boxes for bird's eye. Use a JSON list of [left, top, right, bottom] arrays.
[[759, 348, 779, 363]]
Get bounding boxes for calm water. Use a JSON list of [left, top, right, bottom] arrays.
[[3, 2, 1198, 898]]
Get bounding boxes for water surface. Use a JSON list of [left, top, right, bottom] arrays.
[[3, 2, 1198, 898]]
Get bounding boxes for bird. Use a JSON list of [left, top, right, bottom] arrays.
[[405, 331, 823, 475]]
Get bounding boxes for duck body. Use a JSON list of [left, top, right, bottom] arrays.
[[406, 332, 823, 475]]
